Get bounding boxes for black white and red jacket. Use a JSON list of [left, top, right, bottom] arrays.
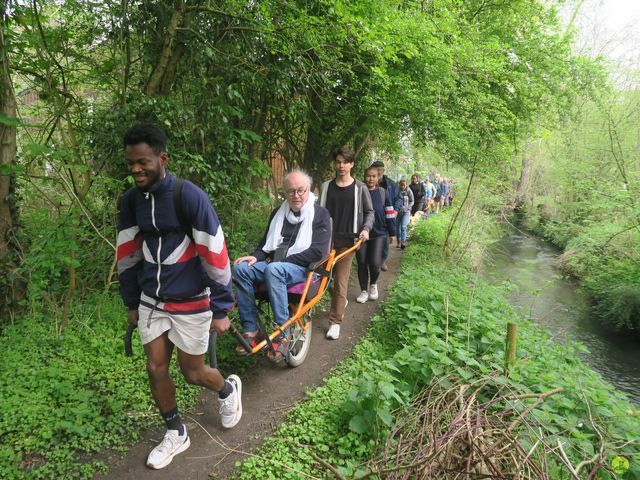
[[117, 173, 234, 319]]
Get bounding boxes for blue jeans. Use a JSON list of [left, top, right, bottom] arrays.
[[232, 261, 309, 332], [396, 211, 411, 241]]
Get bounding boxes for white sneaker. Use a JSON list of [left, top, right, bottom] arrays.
[[368, 284, 379, 300], [326, 324, 341, 340], [146, 426, 190, 469], [356, 290, 369, 303], [218, 374, 243, 429]]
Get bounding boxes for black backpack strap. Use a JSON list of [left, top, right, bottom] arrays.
[[173, 178, 193, 241]]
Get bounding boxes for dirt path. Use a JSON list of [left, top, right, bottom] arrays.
[[97, 247, 402, 480]]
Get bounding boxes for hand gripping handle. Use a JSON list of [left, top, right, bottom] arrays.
[[124, 324, 135, 357]]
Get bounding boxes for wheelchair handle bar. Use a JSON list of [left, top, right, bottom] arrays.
[[230, 324, 253, 354], [124, 324, 135, 357], [331, 238, 363, 267], [309, 237, 363, 272]]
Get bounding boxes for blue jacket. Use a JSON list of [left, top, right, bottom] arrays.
[[117, 173, 235, 319], [380, 175, 402, 213], [369, 188, 396, 238]]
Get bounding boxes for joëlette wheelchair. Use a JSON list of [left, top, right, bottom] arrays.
[[125, 238, 362, 369], [227, 237, 362, 367]]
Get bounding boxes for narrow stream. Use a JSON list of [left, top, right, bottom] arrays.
[[483, 232, 640, 406]]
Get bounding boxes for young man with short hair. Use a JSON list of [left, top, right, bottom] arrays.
[[369, 160, 401, 271], [319, 147, 374, 339], [117, 123, 242, 470]]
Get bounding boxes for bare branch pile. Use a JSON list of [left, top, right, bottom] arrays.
[[357, 375, 612, 480]]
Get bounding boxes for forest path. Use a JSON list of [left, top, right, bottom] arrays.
[[96, 246, 403, 480]]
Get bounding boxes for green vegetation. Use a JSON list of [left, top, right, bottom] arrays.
[[0, 293, 257, 480], [0, 0, 638, 477], [519, 86, 640, 332], [1, 0, 578, 327], [234, 213, 640, 479]]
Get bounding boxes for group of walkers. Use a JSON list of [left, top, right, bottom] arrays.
[[115, 122, 454, 470], [354, 166, 455, 304], [408, 173, 455, 218]]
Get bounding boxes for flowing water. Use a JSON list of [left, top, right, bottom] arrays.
[[483, 231, 640, 406]]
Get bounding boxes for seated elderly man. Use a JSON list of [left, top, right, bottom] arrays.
[[232, 169, 331, 362]]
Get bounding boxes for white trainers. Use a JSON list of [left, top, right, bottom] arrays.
[[356, 290, 369, 303], [146, 426, 190, 469], [218, 374, 243, 429], [326, 324, 341, 340], [368, 284, 379, 300]]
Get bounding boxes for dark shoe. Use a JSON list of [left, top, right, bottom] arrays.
[[401, 241, 406, 250]]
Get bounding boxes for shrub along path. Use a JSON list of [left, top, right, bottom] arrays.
[[96, 246, 403, 480]]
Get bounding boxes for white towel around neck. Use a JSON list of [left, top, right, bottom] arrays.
[[262, 192, 316, 257]]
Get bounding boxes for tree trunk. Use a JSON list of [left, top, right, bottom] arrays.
[[302, 124, 327, 186], [353, 131, 371, 159], [119, 0, 131, 105], [146, 1, 185, 96], [59, 214, 77, 333], [516, 153, 531, 203], [513, 151, 532, 224], [159, 9, 193, 95], [0, 9, 20, 321], [302, 94, 331, 184], [249, 96, 268, 165], [0, 12, 16, 258]]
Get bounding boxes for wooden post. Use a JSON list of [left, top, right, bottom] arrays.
[[505, 323, 517, 374]]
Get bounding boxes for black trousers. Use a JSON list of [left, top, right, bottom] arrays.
[[356, 236, 386, 291]]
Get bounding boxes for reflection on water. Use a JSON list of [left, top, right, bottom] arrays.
[[483, 232, 640, 405]]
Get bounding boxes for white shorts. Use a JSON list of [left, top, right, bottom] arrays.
[[137, 303, 212, 355]]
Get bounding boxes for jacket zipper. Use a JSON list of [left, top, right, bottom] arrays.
[[147, 192, 162, 298]]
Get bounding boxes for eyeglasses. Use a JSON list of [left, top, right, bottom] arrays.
[[286, 187, 308, 197]]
